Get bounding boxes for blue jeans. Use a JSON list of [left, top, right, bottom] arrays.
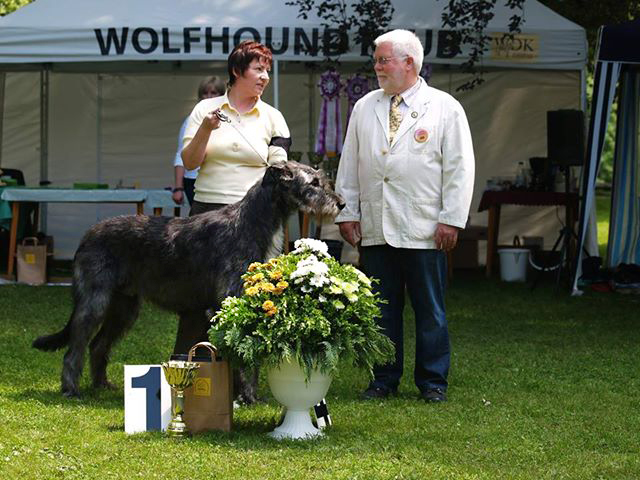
[[360, 245, 450, 393]]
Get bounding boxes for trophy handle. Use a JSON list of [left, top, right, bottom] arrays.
[[188, 341, 218, 362]]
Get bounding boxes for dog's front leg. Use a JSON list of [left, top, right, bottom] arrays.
[[173, 310, 210, 354]]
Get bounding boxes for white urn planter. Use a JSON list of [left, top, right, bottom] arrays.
[[267, 358, 332, 440]]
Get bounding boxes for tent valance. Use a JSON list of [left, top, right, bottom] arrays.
[[0, 0, 586, 69]]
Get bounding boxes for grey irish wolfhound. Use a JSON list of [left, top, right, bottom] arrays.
[[33, 161, 344, 398]]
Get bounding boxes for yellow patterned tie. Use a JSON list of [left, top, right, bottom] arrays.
[[389, 94, 403, 143]]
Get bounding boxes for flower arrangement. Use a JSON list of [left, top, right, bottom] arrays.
[[209, 239, 394, 380]]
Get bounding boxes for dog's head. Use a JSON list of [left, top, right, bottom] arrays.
[[263, 161, 344, 217]]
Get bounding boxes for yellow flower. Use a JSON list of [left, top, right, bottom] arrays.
[[251, 273, 264, 282], [266, 307, 278, 316], [262, 300, 276, 311], [247, 262, 262, 272], [269, 258, 280, 267], [276, 280, 288, 290], [261, 282, 276, 293], [245, 286, 260, 296], [269, 270, 283, 281]]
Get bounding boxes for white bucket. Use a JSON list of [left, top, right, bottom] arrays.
[[498, 248, 530, 282]]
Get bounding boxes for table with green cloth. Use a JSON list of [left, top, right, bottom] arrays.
[[0, 187, 176, 277], [0, 186, 12, 231]]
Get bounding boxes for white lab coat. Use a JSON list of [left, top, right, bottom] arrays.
[[335, 78, 475, 249]]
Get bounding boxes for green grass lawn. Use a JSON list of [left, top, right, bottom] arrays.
[[1, 275, 639, 479], [596, 192, 611, 259]]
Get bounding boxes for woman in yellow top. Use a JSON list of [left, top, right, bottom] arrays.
[[181, 40, 291, 215]]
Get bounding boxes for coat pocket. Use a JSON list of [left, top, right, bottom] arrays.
[[359, 200, 378, 239], [408, 199, 440, 239]]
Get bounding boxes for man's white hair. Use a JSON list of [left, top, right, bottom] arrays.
[[374, 29, 424, 76]]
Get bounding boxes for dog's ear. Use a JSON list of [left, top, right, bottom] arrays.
[[262, 162, 293, 187]]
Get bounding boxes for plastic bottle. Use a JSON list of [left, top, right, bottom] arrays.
[[515, 161, 528, 189]]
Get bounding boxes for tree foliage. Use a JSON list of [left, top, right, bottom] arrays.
[[0, 0, 33, 16], [441, 0, 525, 91], [285, 0, 394, 61]]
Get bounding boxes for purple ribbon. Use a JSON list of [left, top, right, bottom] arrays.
[[420, 63, 433, 83], [344, 74, 372, 126], [315, 70, 342, 156]]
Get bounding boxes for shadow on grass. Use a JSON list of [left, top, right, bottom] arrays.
[[6, 384, 124, 409]]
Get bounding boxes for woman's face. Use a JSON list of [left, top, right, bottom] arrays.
[[234, 58, 270, 98]]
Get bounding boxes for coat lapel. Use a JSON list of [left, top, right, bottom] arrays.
[[390, 82, 431, 149], [374, 95, 390, 146]]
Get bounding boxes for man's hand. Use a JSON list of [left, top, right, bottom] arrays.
[[434, 223, 459, 252], [338, 221, 362, 247]]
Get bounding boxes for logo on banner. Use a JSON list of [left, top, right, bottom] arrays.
[[490, 33, 539, 62]]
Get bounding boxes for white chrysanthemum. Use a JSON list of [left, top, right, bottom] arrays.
[[353, 267, 372, 286], [293, 238, 329, 257], [342, 282, 359, 294], [290, 254, 330, 290], [318, 295, 327, 302]]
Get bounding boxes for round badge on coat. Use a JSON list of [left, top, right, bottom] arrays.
[[414, 128, 429, 143]]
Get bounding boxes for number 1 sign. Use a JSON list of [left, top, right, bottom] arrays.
[[124, 365, 172, 434]]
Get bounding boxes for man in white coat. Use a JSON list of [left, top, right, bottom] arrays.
[[335, 29, 475, 402]]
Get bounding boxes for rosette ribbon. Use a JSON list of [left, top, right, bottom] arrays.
[[314, 70, 342, 156], [345, 74, 371, 125]]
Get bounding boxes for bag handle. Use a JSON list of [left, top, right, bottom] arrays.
[[513, 235, 521, 247], [21, 237, 39, 246], [188, 341, 218, 362]]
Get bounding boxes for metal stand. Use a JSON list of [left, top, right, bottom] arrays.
[[531, 167, 586, 290]]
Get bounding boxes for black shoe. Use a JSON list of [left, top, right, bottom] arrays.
[[421, 387, 447, 403], [361, 386, 394, 400]]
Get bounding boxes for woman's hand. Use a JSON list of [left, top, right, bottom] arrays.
[[172, 189, 184, 205], [201, 109, 223, 132]]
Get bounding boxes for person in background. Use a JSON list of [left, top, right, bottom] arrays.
[[179, 40, 291, 404], [172, 76, 226, 206], [335, 29, 475, 403]]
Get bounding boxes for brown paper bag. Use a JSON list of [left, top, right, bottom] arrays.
[[182, 341, 233, 433], [16, 237, 48, 285]]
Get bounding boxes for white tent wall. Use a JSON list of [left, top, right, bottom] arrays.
[[1, 66, 580, 259]]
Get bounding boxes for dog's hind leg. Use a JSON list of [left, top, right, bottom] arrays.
[[173, 310, 210, 354], [89, 292, 141, 390], [61, 291, 111, 397]]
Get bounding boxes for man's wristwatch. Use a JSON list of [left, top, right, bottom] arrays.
[[172, 187, 184, 193]]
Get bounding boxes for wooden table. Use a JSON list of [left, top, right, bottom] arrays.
[[478, 190, 579, 277], [1, 188, 174, 277]]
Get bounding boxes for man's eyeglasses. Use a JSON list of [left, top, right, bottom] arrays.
[[372, 55, 407, 65]]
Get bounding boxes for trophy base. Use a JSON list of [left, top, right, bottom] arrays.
[[166, 421, 191, 438]]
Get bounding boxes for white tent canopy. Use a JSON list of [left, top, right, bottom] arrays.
[[0, 0, 586, 67], [0, 0, 589, 260]]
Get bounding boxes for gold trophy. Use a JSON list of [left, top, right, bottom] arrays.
[[161, 360, 200, 437]]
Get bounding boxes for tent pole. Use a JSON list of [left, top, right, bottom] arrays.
[[308, 68, 315, 154], [0, 72, 5, 167], [273, 59, 279, 109], [97, 74, 103, 184], [580, 66, 587, 111], [96, 74, 103, 222], [40, 67, 50, 233]]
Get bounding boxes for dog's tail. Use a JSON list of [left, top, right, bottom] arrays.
[[32, 322, 71, 351]]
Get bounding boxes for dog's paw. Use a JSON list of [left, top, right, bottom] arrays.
[[62, 387, 81, 398], [234, 393, 260, 406], [94, 380, 118, 391]]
